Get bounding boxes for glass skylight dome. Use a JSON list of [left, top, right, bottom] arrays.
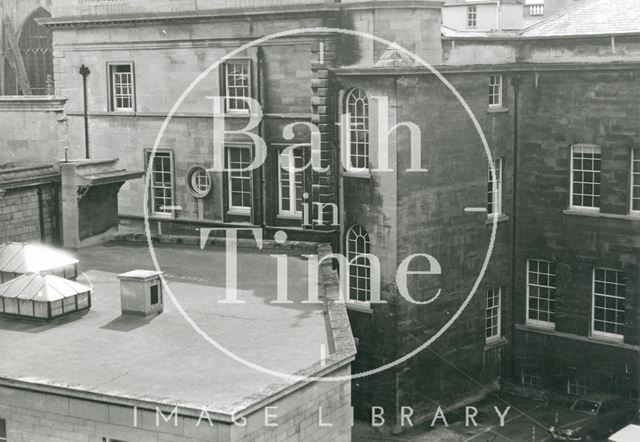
[[0, 273, 91, 320]]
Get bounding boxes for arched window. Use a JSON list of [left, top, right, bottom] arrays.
[[346, 225, 371, 302], [345, 89, 369, 170], [7, 8, 54, 95]]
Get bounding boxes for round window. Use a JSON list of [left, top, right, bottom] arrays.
[[187, 167, 212, 198]]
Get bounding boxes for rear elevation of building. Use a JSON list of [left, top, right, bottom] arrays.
[[0, 0, 635, 434]]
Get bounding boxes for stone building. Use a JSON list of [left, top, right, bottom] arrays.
[[0, 0, 637, 437]]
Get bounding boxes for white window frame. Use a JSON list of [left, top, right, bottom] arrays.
[[187, 166, 212, 199], [486, 287, 502, 342], [529, 5, 544, 16], [278, 147, 305, 218], [226, 144, 252, 215], [147, 151, 174, 218], [346, 225, 371, 304], [521, 371, 542, 387], [488, 158, 503, 216], [223, 60, 251, 114], [467, 5, 477, 28], [108, 62, 135, 112], [591, 268, 625, 342], [570, 144, 601, 211], [345, 88, 370, 172], [631, 147, 640, 214], [567, 377, 588, 396], [526, 259, 557, 329], [489, 75, 503, 108]]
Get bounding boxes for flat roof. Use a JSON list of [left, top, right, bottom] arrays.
[[0, 243, 338, 416]]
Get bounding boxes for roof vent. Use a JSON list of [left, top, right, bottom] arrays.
[[0, 273, 91, 320], [117, 270, 164, 317]]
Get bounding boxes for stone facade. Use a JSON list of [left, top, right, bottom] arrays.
[[0, 184, 58, 243], [0, 368, 351, 442], [2, 0, 636, 437], [512, 68, 640, 399]]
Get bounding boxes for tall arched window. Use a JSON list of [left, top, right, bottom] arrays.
[[346, 225, 371, 302], [15, 8, 53, 95], [346, 89, 369, 170]]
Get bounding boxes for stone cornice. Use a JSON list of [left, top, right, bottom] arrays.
[[334, 61, 640, 76], [39, 3, 341, 28], [40, 1, 443, 29], [0, 96, 67, 112]]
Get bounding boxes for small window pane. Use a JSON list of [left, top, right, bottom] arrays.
[[346, 89, 369, 170], [225, 61, 250, 112], [147, 152, 174, 216], [109, 63, 134, 111], [347, 226, 371, 302], [527, 260, 556, 325], [227, 146, 252, 212], [632, 148, 640, 212], [592, 268, 625, 338], [486, 287, 502, 340], [571, 145, 601, 209]]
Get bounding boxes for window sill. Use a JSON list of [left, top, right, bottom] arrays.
[[227, 209, 251, 217], [486, 214, 510, 225], [591, 332, 624, 344], [563, 209, 640, 221], [516, 324, 638, 351], [150, 213, 175, 220], [487, 106, 509, 114], [277, 214, 303, 221], [343, 170, 372, 179], [109, 110, 136, 115], [346, 302, 373, 314], [484, 336, 507, 351], [525, 321, 556, 332]]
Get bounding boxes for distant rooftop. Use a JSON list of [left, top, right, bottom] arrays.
[[522, 0, 640, 38], [0, 244, 351, 418]]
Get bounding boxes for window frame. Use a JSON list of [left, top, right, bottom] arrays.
[[567, 377, 588, 396], [570, 144, 601, 211], [526, 259, 557, 329], [488, 157, 503, 217], [226, 144, 253, 216], [467, 5, 478, 28], [145, 150, 175, 219], [277, 146, 306, 219], [631, 147, 640, 215], [186, 166, 212, 199], [489, 75, 503, 108], [345, 88, 370, 172], [521, 370, 542, 388], [591, 267, 626, 342], [107, 62, 136, 112], [223, 59, 252, 114], [529, 5, 544, 16], [486, 287, 502, 342], [346, 225, 372, 304]]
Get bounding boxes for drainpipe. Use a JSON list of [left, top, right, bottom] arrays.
[[257, 47, 267, 230], [79, 64, 91, 159], [510, 75, 521, 379], [37, 186, 46, 241]]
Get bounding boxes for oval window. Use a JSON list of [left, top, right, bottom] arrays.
[[187, 167, 211, 198]]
